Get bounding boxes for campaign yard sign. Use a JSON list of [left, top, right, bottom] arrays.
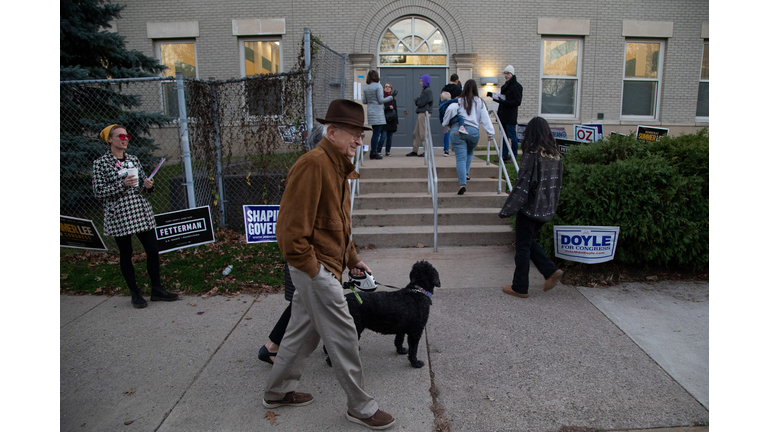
[[154, 206, 215, 253], [636, 125, 669, 142], [573, 125, 598, 143], [60, 215, 107, 250], [243, 205, 280, 243], [554, 225, 620, 264], [517, 124, 567, 141], [556, 138, 583, 155], [581, 123, 604, 141]]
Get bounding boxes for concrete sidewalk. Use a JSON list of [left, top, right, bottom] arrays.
[[60, 246, 708, 431]]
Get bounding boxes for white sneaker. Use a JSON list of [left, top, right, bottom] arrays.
[[443, 151, 449, 157]]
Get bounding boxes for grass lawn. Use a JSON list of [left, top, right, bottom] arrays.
[[60, 230, 286, 298]]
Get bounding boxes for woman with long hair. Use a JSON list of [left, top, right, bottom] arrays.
[[440, 79, 495, 194], [361, 70, 392, 159], [498, 116, 564, 298], [92, 124, 180, 308]]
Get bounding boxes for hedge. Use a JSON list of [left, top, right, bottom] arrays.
[[533, 129, 708, 270]]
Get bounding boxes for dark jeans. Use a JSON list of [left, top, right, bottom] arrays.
[[384, 130, 394, 154], [371, 125, 385, 154], [114, 229, 162, 291], [501, 122, 519, 160], [512, 213, 559, 294]]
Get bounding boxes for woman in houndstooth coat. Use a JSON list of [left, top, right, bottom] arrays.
[[92, 124, 180, 308]]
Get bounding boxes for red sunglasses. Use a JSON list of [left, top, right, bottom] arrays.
[[117, 134, 132, 141]]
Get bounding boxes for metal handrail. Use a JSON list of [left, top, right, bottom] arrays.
[[349, 144, 363, 242], [487, 109, 519, 194], [423, 115, 439, 252]]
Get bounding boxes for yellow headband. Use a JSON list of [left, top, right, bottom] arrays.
[[100, 124, 118, 144]]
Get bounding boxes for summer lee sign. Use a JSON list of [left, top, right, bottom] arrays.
[[554, 226, 620, 264]]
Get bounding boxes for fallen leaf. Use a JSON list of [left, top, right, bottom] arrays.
[[94, 276, 102, 282], [61, 274, 68, 279], [485, 394, 495, 401], [94, 288, 102, 294], [124, 420, 134, 425], [646, 275, 658, 281], [245, 317, 252, 320], [237, 359, 243, 362], [264, 411, 279, 425], [416, 242, 425, 248], [188, 303, 197, 307], [197, 311, 205, 315], [123, 388, 136, 395]]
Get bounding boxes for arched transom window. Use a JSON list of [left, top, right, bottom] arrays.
[[379, 17, 447, 66]]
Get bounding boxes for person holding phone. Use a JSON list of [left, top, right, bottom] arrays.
[[92, 124, 179, 308]]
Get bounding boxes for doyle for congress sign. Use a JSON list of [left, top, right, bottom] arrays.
[[154, 206, 215, 253], [243, 205, 280, 243], [554, 226, 620, 264]]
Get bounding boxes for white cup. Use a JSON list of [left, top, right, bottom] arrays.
[[126, 168, 139, 187]]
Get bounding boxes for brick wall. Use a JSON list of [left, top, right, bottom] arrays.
[[112, 0, 708, 132]]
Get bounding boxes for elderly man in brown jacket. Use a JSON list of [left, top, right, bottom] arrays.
[[262, 99, 396, 430]]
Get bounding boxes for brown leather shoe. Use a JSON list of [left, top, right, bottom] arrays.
[[502, 285, 529, 298], [543, 269, 564, 292], [262, 391, 313, 408], [346, 409, 395, 430]]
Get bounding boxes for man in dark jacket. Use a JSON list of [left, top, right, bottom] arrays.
[[494, 65, 523, 163], [441, 74, 462, 155], [408, 74, 433, 157]]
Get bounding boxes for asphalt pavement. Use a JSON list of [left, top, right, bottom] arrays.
[[60, 245, 708, 431]]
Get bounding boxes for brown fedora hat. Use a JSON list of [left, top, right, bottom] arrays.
[[316, 99, 372, 131]]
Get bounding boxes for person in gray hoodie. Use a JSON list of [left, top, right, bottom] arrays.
[[362, 70, 393, 160], [408, 74, 433, 157]]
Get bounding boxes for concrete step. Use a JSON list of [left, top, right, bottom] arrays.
[[352, 207, 509, 227], [359, 164, 504, 180], [358, 177, 504, 194], [351, 225, 514, 248], [353, 192, 508, 210]]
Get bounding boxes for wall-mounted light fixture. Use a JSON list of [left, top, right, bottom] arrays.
[[480, 77, 498, 86]]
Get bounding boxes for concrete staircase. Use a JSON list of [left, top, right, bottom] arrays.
[[351, 147, 514, 248]]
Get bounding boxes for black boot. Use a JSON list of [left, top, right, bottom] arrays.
[[130, 288, 147, 309], [150, 285, 180, 302]]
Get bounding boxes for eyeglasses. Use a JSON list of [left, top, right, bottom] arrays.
[[116, 134, 132, 141], [337, 127, 365, 141]]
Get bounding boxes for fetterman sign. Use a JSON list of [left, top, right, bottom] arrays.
[[154, 206, 215, 253]]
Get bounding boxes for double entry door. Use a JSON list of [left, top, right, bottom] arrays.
[[378, 68, 446, 148]]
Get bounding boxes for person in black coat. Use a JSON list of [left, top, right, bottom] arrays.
[[493, 65, 523, 163], [441, 74, 462, 156], [381, 83, 398, 156]]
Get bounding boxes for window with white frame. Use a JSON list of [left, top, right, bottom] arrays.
[[621, 40, 664, 119], [240, 39, 282, 76], [378, 17, 447, 66], [540, 38, 582, 117], [155, 40, 197, 117], [696, 41, 709, 119]]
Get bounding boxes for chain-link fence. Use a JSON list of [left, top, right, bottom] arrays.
[[60, 33, 345, 252], [310, 40, 346, 123]]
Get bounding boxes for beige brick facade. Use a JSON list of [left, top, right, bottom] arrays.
[[112, 0, 709, 134]]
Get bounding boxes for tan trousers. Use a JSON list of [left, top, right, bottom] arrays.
[[412, 111, 429, 153], [264, 263, 379, 418]]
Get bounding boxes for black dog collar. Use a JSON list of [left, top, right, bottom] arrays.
[[411, 285, 432, 299]]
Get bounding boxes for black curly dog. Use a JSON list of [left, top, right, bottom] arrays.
[[325, 260, 440, 368]]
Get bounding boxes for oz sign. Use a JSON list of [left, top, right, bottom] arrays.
[[574, 125, 598, 143]]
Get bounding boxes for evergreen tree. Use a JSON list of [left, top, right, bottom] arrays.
[[60, 0, 171, 215]]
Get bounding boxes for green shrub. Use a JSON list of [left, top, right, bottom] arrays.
[[535, 129, 708, 270]]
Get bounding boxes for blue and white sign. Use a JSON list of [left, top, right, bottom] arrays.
[[554, 225, 620, 264], [243, 205, 280, 243], [582, 123, 604, 141]]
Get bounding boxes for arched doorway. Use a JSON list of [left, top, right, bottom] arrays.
[[378, 16, 447, 147]]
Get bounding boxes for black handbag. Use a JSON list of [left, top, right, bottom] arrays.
[[385, 108, 397, 122]]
